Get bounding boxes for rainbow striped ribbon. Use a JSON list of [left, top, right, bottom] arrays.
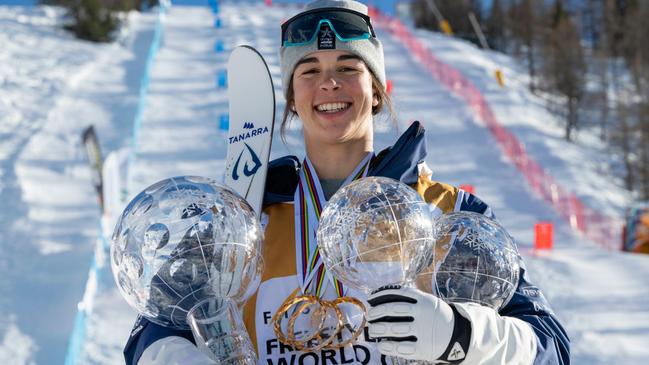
[[294, 153, 373, 298]]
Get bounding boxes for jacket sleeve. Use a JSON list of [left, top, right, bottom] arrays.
[[123, 316, 198, 365], [451, 301, 537, 364], [498, 264, 570, 365], [457, 192, 570, 365]]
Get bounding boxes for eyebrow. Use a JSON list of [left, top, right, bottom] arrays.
[[295, 54, 363, 68], [337, 54, 362, 62], [295, 56, 319, 68]]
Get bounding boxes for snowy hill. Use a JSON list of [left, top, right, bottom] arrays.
[[0, 5, 157, 364], [1, 2, 648, 365]]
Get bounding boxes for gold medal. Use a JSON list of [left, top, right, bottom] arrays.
[[272, 292, 367, 351]]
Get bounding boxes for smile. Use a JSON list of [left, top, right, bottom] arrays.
[[315, 102, 351, 113]]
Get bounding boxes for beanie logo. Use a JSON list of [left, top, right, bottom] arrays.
[[318, 24, 335, 50]]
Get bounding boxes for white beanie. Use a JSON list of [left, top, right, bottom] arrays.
[[279, 0, 386, 98]]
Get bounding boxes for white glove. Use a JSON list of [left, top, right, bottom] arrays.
[[367, 285, 470, 364]]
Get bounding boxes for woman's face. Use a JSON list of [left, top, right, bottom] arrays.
[[291, 50, 377, 147]]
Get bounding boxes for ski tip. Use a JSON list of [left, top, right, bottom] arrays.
[[227, 44, 276, 109], [230, 45, 262, 61], [229, 45, 271, 72]]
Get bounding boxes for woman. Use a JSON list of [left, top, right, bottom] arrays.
[[125, 1, 569, 364]]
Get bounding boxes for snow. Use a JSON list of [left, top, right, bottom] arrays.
[[0, 5, 156, 364], [0, 317, 37, 365], [0, 2, 647, 364], [410, 30, 630, 219]]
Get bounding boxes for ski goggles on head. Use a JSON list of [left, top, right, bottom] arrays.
[[281, 7, 376, 47]]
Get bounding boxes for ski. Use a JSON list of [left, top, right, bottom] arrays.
[[81, 125, 105, 212], [224, 45, 276, 216]]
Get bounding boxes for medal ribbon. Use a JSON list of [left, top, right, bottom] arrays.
[[295, 153, 373, 298]]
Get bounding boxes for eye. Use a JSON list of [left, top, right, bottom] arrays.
[[338, 66, 357, 72], [300, 68, 319, 75]]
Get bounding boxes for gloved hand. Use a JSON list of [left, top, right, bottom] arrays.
[[367, 285, 471, 364]]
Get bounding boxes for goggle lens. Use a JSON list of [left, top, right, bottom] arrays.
[[282, 8, 374, 46]]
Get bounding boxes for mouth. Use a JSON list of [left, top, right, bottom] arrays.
[[314, 102, 351, 113]]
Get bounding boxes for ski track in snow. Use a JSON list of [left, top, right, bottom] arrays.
[[1, 3, 648, 364], [0, 5, 157, 364], [129, 6, 226, 193], [0, 6, 100, 363]]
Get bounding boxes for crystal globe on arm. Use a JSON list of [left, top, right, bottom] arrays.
[[416, 211, 521, 311], [110, 176, 263, 364]]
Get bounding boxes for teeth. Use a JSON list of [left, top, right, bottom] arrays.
[[316, 102, 350, 112]]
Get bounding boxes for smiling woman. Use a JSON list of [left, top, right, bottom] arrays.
[[280, 51, 391, 144], [291, 51, 376, 178], [124, 1, 570, 364]]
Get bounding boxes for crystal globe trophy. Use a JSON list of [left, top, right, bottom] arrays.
[[318, 176, 435, 292], [315, 176, 435, 355], [417, 211, 521, 311], [110, 176, 263, 364]]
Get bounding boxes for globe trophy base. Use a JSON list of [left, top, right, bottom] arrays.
[[187, 297, 257, 364]]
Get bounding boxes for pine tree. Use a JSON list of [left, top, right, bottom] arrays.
[[624, 2, 649, 199], [65, 0, 119, 42], [485, 0, 507, 52], [39, 0, 158, 42], [507, 0, 546, 91], [541, 0, 586, 141]]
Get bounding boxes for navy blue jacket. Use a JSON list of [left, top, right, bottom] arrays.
[[124, 122, 569, 365]]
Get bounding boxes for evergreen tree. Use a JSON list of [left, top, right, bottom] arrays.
[[507, 0, 547, 91], [541, 0, 586, 141], [65, 0, 119, 42], [623, 1, 649, 199], [39, 0, 158, 43], [485, 0, 507, 52]]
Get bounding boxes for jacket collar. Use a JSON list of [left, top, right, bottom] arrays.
[[263, 121, 427, 206]]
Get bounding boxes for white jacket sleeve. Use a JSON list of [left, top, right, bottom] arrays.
[[138, 336, 216, 365], [454, 302, 537, 365]]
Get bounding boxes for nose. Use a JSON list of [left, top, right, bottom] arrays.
[[319, 72, 340, 91]]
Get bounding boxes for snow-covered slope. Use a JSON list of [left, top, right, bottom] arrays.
[[406, 29, 649, 364], [1, 2, 648, 364], [0, 5, 157, 364], [410, 29, 629, 220]]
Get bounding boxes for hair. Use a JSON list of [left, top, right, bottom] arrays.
[[279, 71, 395, 144]]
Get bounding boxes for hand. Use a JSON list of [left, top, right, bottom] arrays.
[[367, 286, 469, 363]]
